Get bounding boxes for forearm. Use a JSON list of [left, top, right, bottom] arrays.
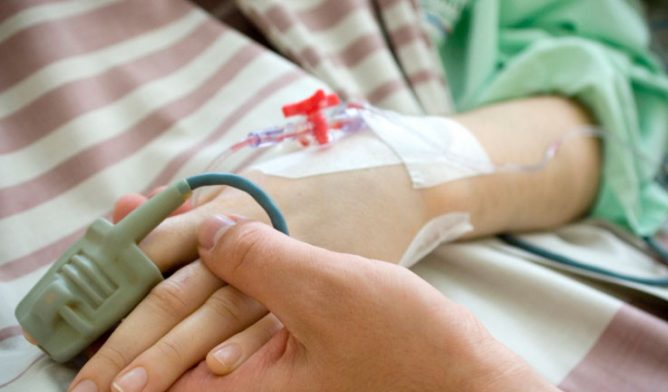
[[189, 96, 600, 263], [423, 95, 601, 238]]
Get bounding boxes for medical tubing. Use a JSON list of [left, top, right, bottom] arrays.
[[498, 234, 668, 286], [200, 105, 668, 188], [186, 173, 289, 235], [644, 236, 668, 267]]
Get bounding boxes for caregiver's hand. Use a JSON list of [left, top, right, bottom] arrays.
[[169, 218, 557, 392]]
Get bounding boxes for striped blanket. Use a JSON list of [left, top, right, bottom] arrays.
[[1, 1, 667, 391]]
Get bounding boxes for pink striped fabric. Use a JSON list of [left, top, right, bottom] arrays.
[[0, 0, 62, 24], [0, 0, 190, 95], [0, 228, 83, 281], [266, 1, 373, 33], [559, 305, 668, 391], [236, 0, 453, 114], [0, 43, 264, 219], [0, 325, 22, 341], [0, 19, 218, 153], [0, 1, 317, 387], [3, 1, 667, 391]]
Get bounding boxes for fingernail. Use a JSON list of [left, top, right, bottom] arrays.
[[212, 343, 242, 370], [200, 215, 236, 250], [112, 367, 147, 392], [71, 380, 97, 392]]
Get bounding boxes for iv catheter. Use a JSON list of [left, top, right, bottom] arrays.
[[219, 89, 366, 152], [196, 90, 367, 177]]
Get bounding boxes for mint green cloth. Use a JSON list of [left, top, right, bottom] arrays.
[[433, 0, 668, 236]]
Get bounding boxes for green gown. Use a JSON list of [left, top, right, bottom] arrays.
[[424, 0, 668, 236]]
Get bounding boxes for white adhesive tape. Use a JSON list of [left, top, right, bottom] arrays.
[[250, 130, 401, 178], [400, 212, 473, 268], [250, 107, 493, 189], [248, 108, 480, 267]]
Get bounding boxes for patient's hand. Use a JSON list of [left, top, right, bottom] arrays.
[[69, 166, 435, 392]]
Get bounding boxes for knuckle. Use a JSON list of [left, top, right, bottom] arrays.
[[147, 278, 190, 316], [205, 287, 249, 324], [154, 338, 185, 363], [256, 316, 281, 343], [95, 344, 130, 372], [224, 222, 269, 274]]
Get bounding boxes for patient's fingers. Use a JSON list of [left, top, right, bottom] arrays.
[[139, 186, 271, 272], [111, 188, 204, 271], [69, 261, 222, 392], [112, 193, 146, 223], [112, 189, 192, 227], [111, 286, 267, 392], [112, 178, 272, 273], [206, 313, 283, 375], [112, 186, 166, 224], [139, 202, 225, 271], [146, 186, 167, 198]]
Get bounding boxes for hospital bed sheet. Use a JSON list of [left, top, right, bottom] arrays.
[[0, 1, 667, 391]]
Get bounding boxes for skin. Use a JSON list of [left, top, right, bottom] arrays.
[[68, 96, 600, 392], [172, 218, 559, 392]]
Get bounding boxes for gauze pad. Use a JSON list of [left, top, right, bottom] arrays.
[[251, 107, 493, 188]]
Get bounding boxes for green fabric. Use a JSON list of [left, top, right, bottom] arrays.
[[436, 0, 668, 236]]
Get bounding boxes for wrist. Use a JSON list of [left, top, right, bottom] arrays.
[[218, 167, 433, 263], [418, 167, 506, 240], [420, 96, 600, 239]]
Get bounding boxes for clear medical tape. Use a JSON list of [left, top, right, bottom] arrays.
[[191, 104, 667, 206]]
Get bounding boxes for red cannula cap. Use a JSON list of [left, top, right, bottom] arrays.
[[281, 89, 340, 145], [281, 89, 340, 118]]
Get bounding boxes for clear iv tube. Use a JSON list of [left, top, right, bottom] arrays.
[[387, 115, 666, 181], [496, 126, 667, 178], [191, 106, 667, 206], [190, 141, 248, 206], [440, 126, 603, 175]]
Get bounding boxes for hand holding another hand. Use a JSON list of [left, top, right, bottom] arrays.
[[69, 164, 436, 392], [168, 218, 556, 392]]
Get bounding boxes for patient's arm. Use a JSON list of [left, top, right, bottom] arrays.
[[132, 95, 599, 268], [438, 95, 600, 238], [69, 95, 599, 392]]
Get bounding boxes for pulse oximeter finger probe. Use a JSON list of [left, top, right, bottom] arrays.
[[15, 173, 288, 363]]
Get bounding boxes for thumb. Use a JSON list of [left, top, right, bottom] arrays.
[[197, 215, 354, 332]]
